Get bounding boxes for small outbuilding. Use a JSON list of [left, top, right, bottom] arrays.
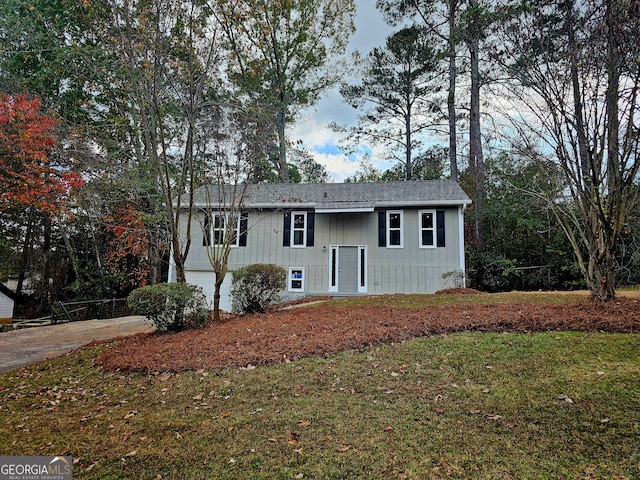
[[0, 283, 16, 325]]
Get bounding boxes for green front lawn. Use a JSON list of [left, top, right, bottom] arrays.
[[1, 326, 638, 479]]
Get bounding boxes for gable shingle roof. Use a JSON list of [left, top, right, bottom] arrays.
[[193, 180, 471, 211], [0, 283, 16, 300]]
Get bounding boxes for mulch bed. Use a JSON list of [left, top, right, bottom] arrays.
[[95, 297, 640, 374]]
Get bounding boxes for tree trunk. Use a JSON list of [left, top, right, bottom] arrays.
[[212, 268, 227, 323], [448, 0, 458, 182], [55, 214, 85, 291], [405, 110, 412, 180], [468, 2, 485, 247], [566, 0, 590, 181], [276, 86, 289, 183], [173, 244, 187, 284], [587, 210, 617, 301], [16, 208, 35, 297]]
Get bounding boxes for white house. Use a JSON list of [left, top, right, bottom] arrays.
[[176, 180, 472, 311], [0, 283, 16, 325]]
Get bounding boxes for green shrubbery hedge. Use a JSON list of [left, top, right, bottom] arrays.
[[231, 264, 286, 315], [127, 283, 209, 333]]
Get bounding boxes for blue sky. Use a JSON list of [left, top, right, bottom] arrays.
[[291, 0, 394, 182]]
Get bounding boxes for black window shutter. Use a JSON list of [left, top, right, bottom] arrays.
[[378, 211, 386, 247], [239, 212, 248, 247], [283, 212, 291, 246], [203, 214, 210, 246], [306, 211, 315, 246], [436, 210, 445, 247]]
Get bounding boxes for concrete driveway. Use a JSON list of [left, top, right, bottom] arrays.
[[0, 316, 154, 373]]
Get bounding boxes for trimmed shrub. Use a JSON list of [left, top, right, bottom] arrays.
[[231, 264, 287, 315], [127, 283, 209, 333]]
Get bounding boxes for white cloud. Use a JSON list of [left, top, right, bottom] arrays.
[[312, 151, 360, 182]]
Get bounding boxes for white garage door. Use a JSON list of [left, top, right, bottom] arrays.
[[184, 271, 233, 312]]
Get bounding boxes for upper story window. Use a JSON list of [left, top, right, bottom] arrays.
[[291, 211, 307, 247], [419, 210, 436, 248], [283, 211, 314, 248], [204, 212, 239, 247], [387, 210, 403, 248]]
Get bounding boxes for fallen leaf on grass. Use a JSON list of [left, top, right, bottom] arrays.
[[125, 450, 137, 457], [601, 418, 610, 423], [469, 409, 482, 415], [297, 420, 311, 427], [122, 432, 132, 442], [289, 432, 301, 444], [434, 409, 445, 414], [124, 411, 137, 419], [383, 426, 393, 431], [295, 474, 304, 479], [485, 414, 502, 421], [557, 395, 574, 404], [338, 445, 351, 452]]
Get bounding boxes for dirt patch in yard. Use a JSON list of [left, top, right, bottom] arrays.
[[95, 296, 640, 374]]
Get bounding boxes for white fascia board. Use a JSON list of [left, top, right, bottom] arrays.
[[375, 199, 472, 208], [315, 207, 375, 214]]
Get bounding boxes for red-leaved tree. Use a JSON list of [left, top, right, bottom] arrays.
[[104, 202, 153, 290], [0, 93, 82, 214]]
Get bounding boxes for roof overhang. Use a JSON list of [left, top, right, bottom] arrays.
[[315, 201, 375, 213], [315, 206, 375, 214], [374, 199, 472, 208]]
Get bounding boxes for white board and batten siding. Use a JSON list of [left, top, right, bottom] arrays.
[[0, 288, 15, 324]]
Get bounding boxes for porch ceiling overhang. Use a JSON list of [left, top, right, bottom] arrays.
[[315, 202, 375, 214]]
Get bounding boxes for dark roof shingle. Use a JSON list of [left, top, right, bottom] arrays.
[[193, 180, 471, 210]]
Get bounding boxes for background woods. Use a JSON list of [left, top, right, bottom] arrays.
[[1, 0, 639, 316]]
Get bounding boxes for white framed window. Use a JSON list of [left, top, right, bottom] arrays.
[[288, 267, 305, 292], [212, 213, 239, 247], [419, 209, 437, 248], [386, 210, 403, 248], [291, 211, 307, 247]]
